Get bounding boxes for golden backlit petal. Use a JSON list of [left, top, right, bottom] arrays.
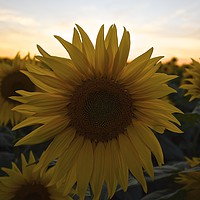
[[145, 56, 164, 68], [138, 107, 181, 126], [20, 70, 65, 94], [23, 95, 68, 114], [15, 115, 68, 145], [118, 134, 147, 193], [37, 44, 51, 57], [132, 85, 176, 99], [13, 104, 67, 117], [12, 93, 68, 113], [153, 73, 178, 84], [130, 59, 162, 86], [95, 25, 108, 75], [50, 136, 84, 185], [133, 110, 166, 133], [41, 166, 55, 185], [77, 139, 93, 200], [0, 177, 21, 189], [62, 164, 77, 195], [105, 24, 118, 50], [136, 108, 181, 132], [35, 56, 81, 84], [21, 154, 30, 177], [105, 24, 118, 73], [12, 116, 60, 131], [9, 96, 28, 104], [11, 162, 21, 174], [134, 99, 183, 114], [112, 28, 130, 78], [104, 142, 117, 198], [34, 128, 76, 172], [126, 73, 174, 91], [28, 151, 35, 164], [110, 139, 129, 191], [15, 90, 42, 97], [90, 142, 105, 200], [54, 35, 92, 76], [134, 121, 164, 166], [72, 28, 82, 51], [11, 104, 37, 115], [25, 62, 54, 77], [76, 24, 95, 67], [12, 116, 54, 131], [127, 126, 154, 179], [1, 168, 25, 185], [158, 119, 182, 133], [119, 48, 153, 82], [25, 93, 68, 107], [0, 190, 16, 199]]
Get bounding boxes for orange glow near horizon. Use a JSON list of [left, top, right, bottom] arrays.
[[0, 1, 199, 66]]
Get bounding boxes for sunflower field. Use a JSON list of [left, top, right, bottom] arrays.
[[0, 25, 199, 200]]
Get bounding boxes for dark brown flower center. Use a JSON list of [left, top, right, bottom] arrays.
[[12, 183, 51, 200], [68, 78, 133, 142], [1, 71, 35, 103]]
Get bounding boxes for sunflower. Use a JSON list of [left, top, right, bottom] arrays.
[[175, 171, 200, 200], [0, 53, 36, 126], [0, 151, 73, 200], [158, 63, 175, 75], [181, 59, 200, 101], [12, 24, 182, 199]]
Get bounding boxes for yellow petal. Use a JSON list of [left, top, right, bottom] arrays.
[[63, 163, 77, 195], [14, 116, 68, 145], [35, 128, 76, 172], [72, 28, 82, 51], [90, 142, 105, 200], [127, 126, 154, 179], [77, 139, 93, 200], [105, 24, 118, 75], [50, 136, 84, 185], [76, 24, 95, 67], [118, 134, 147, 192], [134, 122, 164, 166], [104, 142, 117, 198], [35, 56, 81, 84], [112, 27, 130, 78], [110, 139, 129, 191], [95, 25, 108, 75], [119, 47, 153, 82], [54, 35, 92, 76]]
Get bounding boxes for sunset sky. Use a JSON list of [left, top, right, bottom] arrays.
[[0, 0, 199, 64]]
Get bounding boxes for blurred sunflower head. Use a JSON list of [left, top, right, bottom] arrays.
[[0, 151, 73, 200], [175, 171, 200, 200], [12, 24, 182, 199], [0, 53, 36, 126], [158, 63, 175, 75], [181, 59, 200, 101]]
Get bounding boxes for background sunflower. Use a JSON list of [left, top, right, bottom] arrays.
[[181, 59, 200, 101], [0, 151, 74, 200], [0, 53, 36, 126]]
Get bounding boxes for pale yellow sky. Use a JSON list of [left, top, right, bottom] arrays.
[[0, 0, 200, 65]]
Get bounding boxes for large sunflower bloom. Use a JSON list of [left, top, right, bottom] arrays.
[[175, 171, 200, 200], [12, 25, 182, 199], [0, 53, 36, 126], [181, 59, 200, 101], [0, 152, 73, 200]]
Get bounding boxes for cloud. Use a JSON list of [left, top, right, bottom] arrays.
[[0, 8, 38, 26]]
